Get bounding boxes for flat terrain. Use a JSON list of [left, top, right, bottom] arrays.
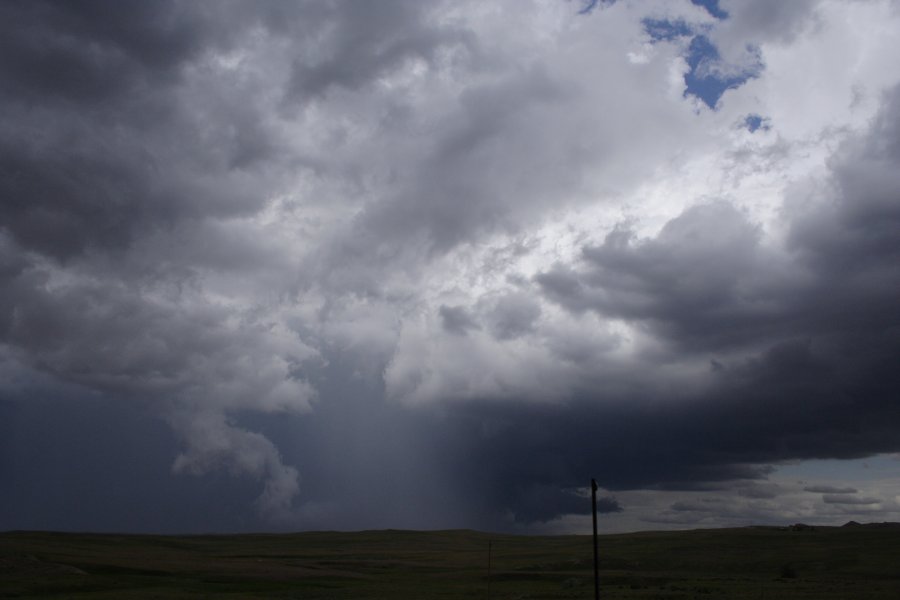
[[2, 524, 899, 598]]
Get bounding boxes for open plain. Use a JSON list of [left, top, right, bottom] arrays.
[[2, 523, 899, 599]]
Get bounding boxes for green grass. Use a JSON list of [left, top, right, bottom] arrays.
[[2, 525, 899, 598]]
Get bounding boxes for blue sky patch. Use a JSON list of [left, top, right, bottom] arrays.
[[576, 0, 618, 15], [643, 18, 693, 42], [743, 114, 770, 132], [690, 0, 728, 20], [578, 0, 599, 14], [684, 36, 759, 109], [642, 13, 761, 110]]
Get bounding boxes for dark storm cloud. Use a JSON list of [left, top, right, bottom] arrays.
[[0, 0, 211, 104], [0, 0, 487, 528], [0, 0, 325, 519], [507, 485, 620, 524], [2, 0, 899, 534], [264, 359, 632, 529], [804, 485, 857, 494], [518, 86, 900, 520], [0, 0, 271, 261], [0, 391, 270, 533], [404, 396, 773, 527], [256, 347, 863, 529], [537, 201, 771, 351], [407, 325, 894, 524]]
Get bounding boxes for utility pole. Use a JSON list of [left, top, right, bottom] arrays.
[[591, 478, 599, 600], [487, 540, 492, 600]]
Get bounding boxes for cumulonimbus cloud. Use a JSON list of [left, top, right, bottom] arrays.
[[2, 0, 900, 531]]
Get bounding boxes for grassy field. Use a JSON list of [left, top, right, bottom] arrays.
[[2, 524, 899, 598]]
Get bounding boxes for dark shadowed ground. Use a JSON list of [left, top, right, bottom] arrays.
[[2, 523, 899, 598]]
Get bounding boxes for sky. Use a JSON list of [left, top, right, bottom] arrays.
[[1, 0, 899, 535]]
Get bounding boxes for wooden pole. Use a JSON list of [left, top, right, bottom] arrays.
[[487, 540, 492, 600], [592, 478, 599, 600]]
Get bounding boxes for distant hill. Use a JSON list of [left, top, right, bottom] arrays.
[[841, 520, 900, 529]]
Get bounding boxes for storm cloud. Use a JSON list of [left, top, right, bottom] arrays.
[[2, 0, 900, 533]]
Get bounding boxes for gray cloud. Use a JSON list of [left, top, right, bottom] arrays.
[[439, 304, 480, 336], [537, 88, 900, 364], [0, 0, 319, 518], [537, 201, 770, 350], [285, 1, 467, 101], [513, 85, 900, 520], [0, 0, 214, 105], [736, 482, 783, 499], [804, 485, 858, 494], [717, 0, 819, 45], [822, 495, 880, 506], [670, 500, 722, 513], [484, 292, 542, 341]]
